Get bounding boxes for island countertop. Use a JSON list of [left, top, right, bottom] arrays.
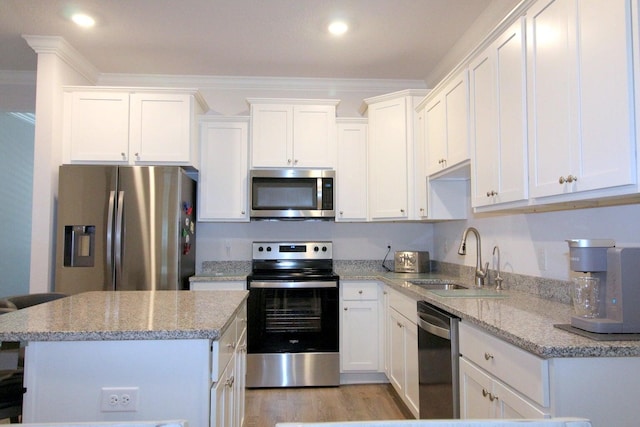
[[0, 290, 248, 342]]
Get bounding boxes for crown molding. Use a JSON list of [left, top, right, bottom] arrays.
[[97, 73, 427, 94], [22, 35, 99, 84]]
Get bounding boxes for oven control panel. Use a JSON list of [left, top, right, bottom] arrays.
[[252, 241, 332, 260]]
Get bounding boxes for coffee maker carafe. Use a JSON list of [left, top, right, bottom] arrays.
[[568, 239, 640, 334]]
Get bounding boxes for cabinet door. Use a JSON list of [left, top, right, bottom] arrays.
[[471, 18, 527, 208], [387, 307, 406, 394], [293, 104, 337, 168], [368, 98, 409, 220], [234, 328, 246, 427], [66, 91, 130, 163], [494, 380, 548, 419], [250, 104, 293, 167], [129, 93, 193, 163], [444, 71, 469, 168], [341, 300, 379, 371], [336, 120, 368, 221], [198, 119, 249, 222], [469, 48, 498, 206], [575, 0, 635, 192], [459, 358, 495, 419], [527, 0, 576, 198], [425, 96, 447, 175], [403, 316, 420, 417]]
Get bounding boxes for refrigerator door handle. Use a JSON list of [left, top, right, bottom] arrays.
[[106, 190, 116, 290], [114, 190, 125, 290]]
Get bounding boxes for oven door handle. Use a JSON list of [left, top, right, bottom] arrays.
[[249, 281, 338, 289]]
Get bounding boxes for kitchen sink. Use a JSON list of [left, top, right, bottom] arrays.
[[408, 280, 507, 298], [409, 281, 468, 290]]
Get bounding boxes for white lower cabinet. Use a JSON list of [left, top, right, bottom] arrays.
[[211, 303, 247, 427], [459, 321, 550, 420], [385, 287, 419, 418], [459, 358, 548, 419], [340, 281, 382, 373]]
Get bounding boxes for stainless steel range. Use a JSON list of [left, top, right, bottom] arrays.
[[246, 241, 340, 388]]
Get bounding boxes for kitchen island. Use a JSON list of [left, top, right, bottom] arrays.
[[0, 290, 248, 426]]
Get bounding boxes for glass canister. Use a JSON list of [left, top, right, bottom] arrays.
[[571, 276, 601, 318]]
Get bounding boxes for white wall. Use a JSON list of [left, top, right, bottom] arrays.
[[433, 203, 640, 282], [196, 221, 433, 269]]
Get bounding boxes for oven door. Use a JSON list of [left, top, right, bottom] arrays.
[[247, 280, 339, 354]]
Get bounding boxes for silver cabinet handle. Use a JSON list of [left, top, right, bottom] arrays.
[[287, 159, 292, 164], [484, 352, 494, 360], [120, 152, 127, 159], [486, 190, 497, 197]]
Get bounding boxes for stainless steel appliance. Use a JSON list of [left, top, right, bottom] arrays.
[[567, 239, 640, 333], [249, 169, 335, 219], [417, 300, 460, 419], [394, 251, 430, 273], [55, 165, 196, 294], [246, 241, 339, 388]]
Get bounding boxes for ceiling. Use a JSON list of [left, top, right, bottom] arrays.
[[0, 0, 504, 81]]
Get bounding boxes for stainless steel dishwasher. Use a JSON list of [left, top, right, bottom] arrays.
[[417, 300, 460, 419]]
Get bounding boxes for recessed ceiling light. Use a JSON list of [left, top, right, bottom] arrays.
[[71, 13, 96, 28], [328, 21, 348, 36]]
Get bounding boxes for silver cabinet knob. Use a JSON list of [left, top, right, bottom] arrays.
[[484, 352, 494, 360], [287, 159, 292, 164], [559, 175, 578, 184]]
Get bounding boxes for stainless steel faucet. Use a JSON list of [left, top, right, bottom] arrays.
[[492, 245, 504, 290], [457, 227, 489, 287]]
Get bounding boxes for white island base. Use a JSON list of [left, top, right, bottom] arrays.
[[23, 339, 211, 424]]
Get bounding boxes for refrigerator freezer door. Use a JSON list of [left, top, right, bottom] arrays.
[[117, 167, 195, 290], [55, 165, 118, 294]]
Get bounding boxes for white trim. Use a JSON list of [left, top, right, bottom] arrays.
[[22, 35, 99, 84], [97, 73, 427, 94]]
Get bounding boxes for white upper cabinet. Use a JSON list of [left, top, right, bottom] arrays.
[[63, 87, 207, 167], [248, 99, 339, 168], [424, 71, 470, 176], [527, 0, 636, 200], [198, 117, 249, 222], [365, 90, 427, 221], [470, 17, 528, 209], [336, 118, 369, 222]]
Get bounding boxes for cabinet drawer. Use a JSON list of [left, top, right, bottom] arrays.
[[211, 316, 237, 382], [388, 287, 417, 323], [459, 322, 549, 406], [190, 280, 246, 291], [342, 281, 379, 300]]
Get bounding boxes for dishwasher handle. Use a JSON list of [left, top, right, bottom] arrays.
[[417, 312, 451, 340]]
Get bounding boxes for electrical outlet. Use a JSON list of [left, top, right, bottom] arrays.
[[100, 387, 139, 412]]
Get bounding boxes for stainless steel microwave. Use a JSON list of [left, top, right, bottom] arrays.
[[249, 169, 335, 219]]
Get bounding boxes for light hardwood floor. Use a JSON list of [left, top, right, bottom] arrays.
[[243, 384, 413, 427]]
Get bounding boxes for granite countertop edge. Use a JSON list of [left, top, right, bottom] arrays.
[[0, 290, 249, 343]]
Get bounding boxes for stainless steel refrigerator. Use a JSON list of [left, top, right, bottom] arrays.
[[55, 165, 196, 294]]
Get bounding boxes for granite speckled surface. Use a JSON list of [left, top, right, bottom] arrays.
[[190, 259, 640, 358], [340, 272, 640, 359], [0, 290, 248, 342]]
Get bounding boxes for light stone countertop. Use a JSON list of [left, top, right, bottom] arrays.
[[0, 290, 248, 342], [340, 272, 640, 359]]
